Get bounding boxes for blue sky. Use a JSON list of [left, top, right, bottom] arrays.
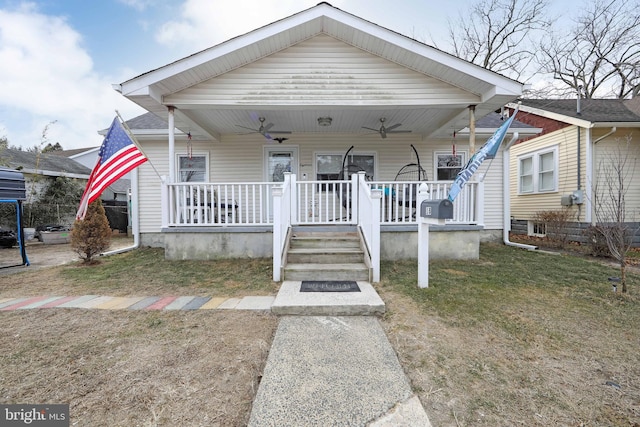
[[0, 0, 582, 150]]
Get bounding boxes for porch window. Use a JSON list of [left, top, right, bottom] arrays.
[[435, 152, 465, 180], [518, 147, 557, 194], [178, 154, 208, 182], [316, 154, 342, 182], [315, 153, 375, 190]]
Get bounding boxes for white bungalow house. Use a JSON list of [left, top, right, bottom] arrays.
[[114, 3, 529, 281]]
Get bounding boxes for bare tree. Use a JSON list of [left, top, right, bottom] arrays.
[[592, 135, 639, 293], [445, 0, 553, 80], [539, 0, 640, 99]]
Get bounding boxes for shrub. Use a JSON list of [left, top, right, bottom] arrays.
[[584, 225, 611, 257], [533, 208, 574, 249], [71, 200, 111, 264]]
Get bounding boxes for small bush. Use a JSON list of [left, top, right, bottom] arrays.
[[584, 225, 611, 257], [71, 200, 112, 264], [534, 208, 574, 249]]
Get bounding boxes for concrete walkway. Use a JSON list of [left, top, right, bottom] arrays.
[[248, 315, 432, 427]]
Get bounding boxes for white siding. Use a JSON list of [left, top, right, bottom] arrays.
[[592, 129, 640, 222], [166, 34, 479, 107], [137, 133, 505, 232]]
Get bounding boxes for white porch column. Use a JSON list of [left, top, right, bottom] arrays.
[[468, 105, 476, 154], [168, 106, 176, 184], [272, 185, 284, 282], [161, 175, 169, 228], [370, 188, 382, 283], [289, 173, 297, 224], [476, 180, 485, 226]]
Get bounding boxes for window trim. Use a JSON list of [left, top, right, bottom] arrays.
[[176, 152, 209, 183], [517, 146, 558, 194]]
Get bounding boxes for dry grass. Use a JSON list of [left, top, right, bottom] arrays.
[[0, 309, 277, 426], [378, 243, 640, 426], [2, 242, 640, 426]]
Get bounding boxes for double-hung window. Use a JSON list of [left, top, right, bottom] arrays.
[[435, 152, 466, 180], [178, 155, 208, 182], [518, 147, 557, 194]]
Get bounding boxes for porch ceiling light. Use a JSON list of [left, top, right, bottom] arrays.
[[317, 117, 332, 127]]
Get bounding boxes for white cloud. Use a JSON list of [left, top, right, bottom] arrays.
[[155, 0, 314, 51], [117, 0, 153, 11], [0, 3, 144, 150]]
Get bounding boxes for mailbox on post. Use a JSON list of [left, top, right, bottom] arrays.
[[420, 199, 453, 221]]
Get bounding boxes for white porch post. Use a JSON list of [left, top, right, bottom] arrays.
[[167, 106, 176, 184], [161, 175, 169, 228], [272, 184, 284, 282], [351, 172, 359, 219], [476, 180, 485, 226], [289, 173, 297, 224], [370, 188, 382, 283]]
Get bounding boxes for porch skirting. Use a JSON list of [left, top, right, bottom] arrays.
[[150, 226, 482, 261]]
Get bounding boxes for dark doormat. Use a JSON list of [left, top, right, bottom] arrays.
[[300, 281, 361, 292]]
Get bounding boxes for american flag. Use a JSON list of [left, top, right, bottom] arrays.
[[76, 117, 147, 220]]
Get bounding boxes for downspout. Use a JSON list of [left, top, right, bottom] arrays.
[[100, 167, 141, 256], [576, 88, 582, 218], [503, 132, 538, 250]]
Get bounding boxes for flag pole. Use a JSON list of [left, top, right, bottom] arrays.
[[115, 110, 163, 180]]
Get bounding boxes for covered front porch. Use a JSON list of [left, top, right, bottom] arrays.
[[158, 171, 483, 282], [162, 175, 482, 228]]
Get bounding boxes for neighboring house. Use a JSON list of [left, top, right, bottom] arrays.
[[52, 147, 132, 200], [0, 148, 90, 202], [114, 2, 533, 272], [506, 98, 640, 242]]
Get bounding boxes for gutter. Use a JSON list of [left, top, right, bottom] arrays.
[[502, 132, 538, 250], [593, 127, 617, 144]]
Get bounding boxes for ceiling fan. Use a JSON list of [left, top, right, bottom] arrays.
[[236, 117, 292, 140], [362, 118, 412, 139]]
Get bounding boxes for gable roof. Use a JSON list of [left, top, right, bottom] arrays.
[[0, 148, 91, 178], [511, 99, 640, 128], [49, 147, 99, 158], [115, 2, 523, 140]]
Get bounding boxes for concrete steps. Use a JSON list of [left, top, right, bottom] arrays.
[[283, 232, 370, 282]]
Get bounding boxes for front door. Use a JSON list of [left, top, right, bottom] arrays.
[[265, 146, 298, 219]]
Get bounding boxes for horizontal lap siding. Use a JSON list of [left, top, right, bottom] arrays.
[[138, 134, 504, 232], [509, 126, 584, 221], [167, 35, 477, 106], [137, 142, 169, 233], [593, 129, 640, 222]]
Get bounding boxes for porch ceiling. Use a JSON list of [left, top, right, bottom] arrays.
[[117, 3, 523, 141]]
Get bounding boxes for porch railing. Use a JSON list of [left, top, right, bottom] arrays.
[[356, 172, 381, 282], [166, 181, 274, 226], [164, 177, 482, 227]]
